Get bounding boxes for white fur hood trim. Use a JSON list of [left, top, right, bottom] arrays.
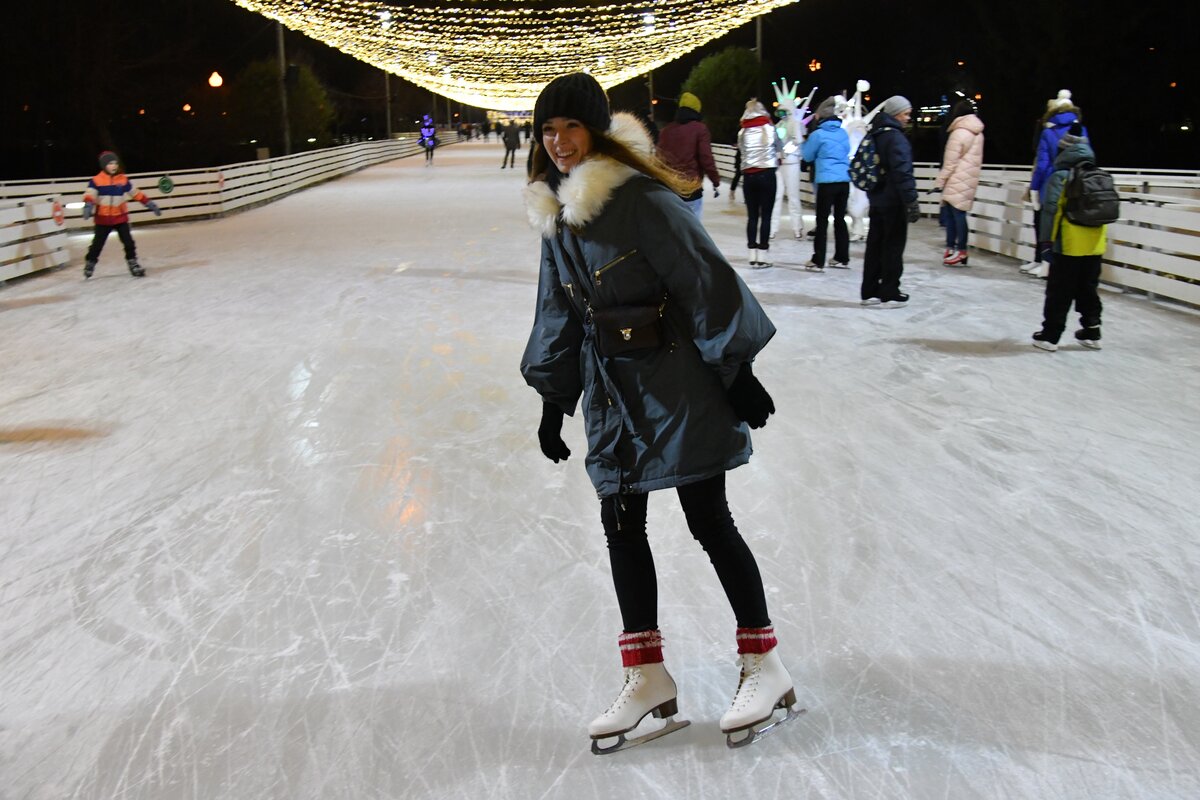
[[523, 112, 653, 238]]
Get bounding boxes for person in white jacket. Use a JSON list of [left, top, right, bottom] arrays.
[[933, 101, 986, 266]]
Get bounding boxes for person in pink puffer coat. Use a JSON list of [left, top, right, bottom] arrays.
[[933, 101, 985, 266]]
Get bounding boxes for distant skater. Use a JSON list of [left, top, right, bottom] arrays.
[[501, 120, 522, 169], [420, 115, 438, 165]]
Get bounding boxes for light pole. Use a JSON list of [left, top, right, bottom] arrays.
[[384, 71, 392, 138], [276, 22, 292, 155]]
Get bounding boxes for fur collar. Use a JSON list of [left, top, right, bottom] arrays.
[[523, 112, 652, 238]]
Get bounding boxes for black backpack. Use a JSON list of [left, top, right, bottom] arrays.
[[1063, 161, 1120, 226], [850, 132, 884, 193]]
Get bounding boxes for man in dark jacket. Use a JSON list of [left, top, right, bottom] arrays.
[[501, 120, 522, 169], [657, 92, 721, 219], [861, 95, 920, 307]]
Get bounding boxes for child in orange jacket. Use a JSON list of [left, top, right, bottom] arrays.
[[82, 151, 160, 278]]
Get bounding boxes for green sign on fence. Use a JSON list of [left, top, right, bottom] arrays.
[[157, 175, 175, 194]]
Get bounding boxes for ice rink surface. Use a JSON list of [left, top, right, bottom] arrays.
[[2, 141, 1199, 799]]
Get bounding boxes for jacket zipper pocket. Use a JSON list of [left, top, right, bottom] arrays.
[[594, 249, 637, 286]]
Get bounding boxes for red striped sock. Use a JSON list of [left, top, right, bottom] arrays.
[[619, 630, 664, 667], [736, 626, 777, 655]]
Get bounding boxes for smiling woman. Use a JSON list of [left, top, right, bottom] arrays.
[[540, 118, 591, 175], [520, 72, 802, 753]]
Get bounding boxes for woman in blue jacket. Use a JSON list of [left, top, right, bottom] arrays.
[[801, 96, 852, 270], [520, 72, 799, 752]]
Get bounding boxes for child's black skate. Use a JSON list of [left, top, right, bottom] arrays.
[[1074, 326, 1102, 350], [127, 258, 145, 278], [1031, 331, 1058, 352], [83, 259, 96, 279]]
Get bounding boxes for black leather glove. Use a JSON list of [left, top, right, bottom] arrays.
[[537, 401, 571, 463], [906, 200, 921, 223], [727, 364, 775, 429]]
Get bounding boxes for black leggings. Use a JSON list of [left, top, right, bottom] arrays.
[[742, 170, 777, 250], [599, 473, 771, 633], [86, 223, 136, 262]]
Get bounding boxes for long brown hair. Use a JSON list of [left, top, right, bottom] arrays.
[[529, 119, 699, 198]]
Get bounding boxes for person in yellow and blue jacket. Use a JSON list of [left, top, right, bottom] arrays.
[[81, 151, 160, 278], [1031, 125, 1106, 351]]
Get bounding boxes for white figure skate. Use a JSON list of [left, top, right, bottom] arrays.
[[720, 649, 804, 748], [589, 662, 690, 755]]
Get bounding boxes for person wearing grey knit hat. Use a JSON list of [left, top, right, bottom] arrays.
[[801, 97, 852, 269], [877, 95, 913, 120], [815, 96, 840, 121], [859, 93, 919, 307]]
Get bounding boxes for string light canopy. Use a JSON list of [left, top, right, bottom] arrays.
[[231, 0, 799, 110]]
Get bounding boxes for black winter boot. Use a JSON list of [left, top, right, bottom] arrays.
[[83, 259, 97, 278], [127, 258, 145, 278]]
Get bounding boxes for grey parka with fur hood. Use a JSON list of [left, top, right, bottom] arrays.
[[520, 113, 776, 497]]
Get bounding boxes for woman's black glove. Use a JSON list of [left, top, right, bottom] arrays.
[[537, 401, 571, 463], [727, 364, 775, 429]]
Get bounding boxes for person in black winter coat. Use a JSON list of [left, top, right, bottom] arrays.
[[521, 72, 799, 752], [501, 120, 522, 168], [860, 96, 920, 307]]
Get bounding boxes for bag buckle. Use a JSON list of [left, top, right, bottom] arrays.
[[620, 328, 633, 341]]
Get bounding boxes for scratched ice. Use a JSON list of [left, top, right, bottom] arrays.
[[1, 141, 1198, 799]]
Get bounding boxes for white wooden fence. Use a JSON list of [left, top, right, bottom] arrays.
[[0, 135, 429, 283], [713, 143, 1200, 307], [3, 138, 1197, 308]]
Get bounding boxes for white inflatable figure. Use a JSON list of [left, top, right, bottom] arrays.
[[770, 78, 817, 239], [841, 79, 882, 241]]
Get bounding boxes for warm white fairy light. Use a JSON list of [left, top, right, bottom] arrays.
[[232, 0, 798, 110]]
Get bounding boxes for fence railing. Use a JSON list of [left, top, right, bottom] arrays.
[[713, 143, 1200, 307], [4, 140, 1198, 308], [0, 136, 430, 282]]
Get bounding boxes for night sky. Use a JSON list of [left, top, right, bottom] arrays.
[[5, 0, 1195, 179]]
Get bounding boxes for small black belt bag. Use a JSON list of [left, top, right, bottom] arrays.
[[589, 301, 666, 357], [556, 229, 667, 358]]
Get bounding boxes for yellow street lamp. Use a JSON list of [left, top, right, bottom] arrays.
[[209, 71, 224, 88]]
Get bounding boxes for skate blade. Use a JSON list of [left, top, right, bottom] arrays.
[[725, 705, 805, 749], [590, 717, 691, 755]]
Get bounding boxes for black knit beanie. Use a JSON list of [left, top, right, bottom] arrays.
[[98, 151, 119, 170], [532, 72, 611, 135]]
